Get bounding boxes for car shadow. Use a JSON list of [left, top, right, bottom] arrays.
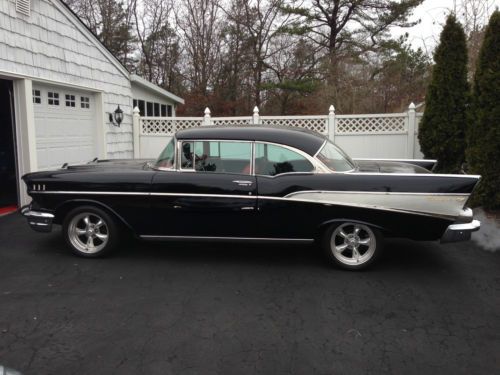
[[36, 229, 450, 272]]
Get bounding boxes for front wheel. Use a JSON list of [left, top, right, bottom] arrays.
[[323, 222, 383, 270], [63, 206, 119, 257]]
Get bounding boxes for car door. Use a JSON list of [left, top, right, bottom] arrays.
[[255, 142, 321, 239], [148, 139, 258, 238]]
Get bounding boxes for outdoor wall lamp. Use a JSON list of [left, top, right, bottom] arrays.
[[109, 106, 124, 127]]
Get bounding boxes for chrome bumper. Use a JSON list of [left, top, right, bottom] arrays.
[[441, 208, 480, 243], [20, 205, 54, 233]]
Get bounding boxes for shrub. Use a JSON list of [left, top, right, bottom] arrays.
[[467, 11, 500, 209], [418, 15, 469, 173]]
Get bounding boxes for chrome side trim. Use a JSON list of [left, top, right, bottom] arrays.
[[353, 158, 438, 163], [140, 235, 314, 243], [30, 191, 149, 196], [347, 172, 481, 178], [27, 190, 469, 220], [284, 190, 470, 197], [151, 192, 257, 199], [30, 190, 468, 198]]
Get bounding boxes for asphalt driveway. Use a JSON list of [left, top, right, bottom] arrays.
[[0, 213, 499, 375]]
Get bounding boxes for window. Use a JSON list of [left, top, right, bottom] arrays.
[[65, 94, 76, 107], [154, 138, 175, 169], [154, 102, 160, 117], [161, 104, 167, 117], [146, 102, 153, 116], [137, 100, 145, 116], [167, 105, 172, 117], [48, 92, 59, 105], [81, 96, 90, 109], [192, 141, 252, 174], [316, 140, 355, 172], [32, 89, 41, 104], [255, 143, 314, 176]]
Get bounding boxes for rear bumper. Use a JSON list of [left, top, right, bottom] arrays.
[[20, 205, 54, 233], [441, 208, 480, 243]]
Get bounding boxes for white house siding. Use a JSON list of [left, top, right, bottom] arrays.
[[0, 0, 133, 158], [131, 83, 177, 116]]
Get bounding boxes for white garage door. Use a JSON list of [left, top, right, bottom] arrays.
[[33, 84, 97, 170]]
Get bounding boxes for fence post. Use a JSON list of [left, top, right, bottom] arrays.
[[133, 106, 141, 158], [253, 106, 260, 124], [203, 107, 212, 126], [407, 102, 416, 158], [327, 105, 336, 142]]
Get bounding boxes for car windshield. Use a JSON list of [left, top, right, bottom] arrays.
[[316, 140, 355, 172], [154, 138, 175, 169]]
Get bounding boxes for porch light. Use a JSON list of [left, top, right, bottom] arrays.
[[109, 105, 124, 126]]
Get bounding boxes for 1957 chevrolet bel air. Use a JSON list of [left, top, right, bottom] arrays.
[[21, 126, 481, 270]]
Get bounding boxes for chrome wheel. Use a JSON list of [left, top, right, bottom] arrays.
[[68, 212, 109, 254], [330, 223, 376, 266]]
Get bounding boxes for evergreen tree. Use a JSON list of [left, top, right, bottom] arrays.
[[467, 10, 500, 208], [418, 15, 469, 172]]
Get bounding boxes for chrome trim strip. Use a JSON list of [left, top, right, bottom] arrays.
[[151, 192, 257, 198], [353, 158, 438, 163], [30, 191, 149, 195], [140, 235, 314, 243], [347, 172, 481, 178], [30, 190, 469, 198], [284, 190, 470, 197]]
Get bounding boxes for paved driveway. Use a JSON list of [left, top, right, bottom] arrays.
[[0, 213, 499, 375]]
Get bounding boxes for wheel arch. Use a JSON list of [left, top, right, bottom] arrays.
[[316, 218, 389, 239], [54, 199, 137, 236]]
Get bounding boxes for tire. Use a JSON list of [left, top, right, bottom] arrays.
[[62, 206, 120, 257], [322, 222, 383, 270]]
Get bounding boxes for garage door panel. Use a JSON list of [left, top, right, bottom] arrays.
[[33, 84, 97, 170]]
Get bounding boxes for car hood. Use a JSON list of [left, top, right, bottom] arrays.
[[355, 160, 431, 174]]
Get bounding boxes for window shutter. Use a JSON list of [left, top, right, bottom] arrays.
[[16, 0, 30, 17]]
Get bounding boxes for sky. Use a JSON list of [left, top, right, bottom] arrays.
[[392, 0, 500, 53]]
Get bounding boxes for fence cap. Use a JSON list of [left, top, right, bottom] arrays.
[[204, 107, 211, 116], [329, 105, 335, 115], [133, 106, 140, 115], [408, 102, 416, 110], [253, 106, 259, 114]]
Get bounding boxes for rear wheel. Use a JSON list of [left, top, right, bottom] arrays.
[[63, 206, 119, 257], [323, 222, 383, 270]]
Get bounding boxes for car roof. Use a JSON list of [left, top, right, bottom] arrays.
[[175, 125, 326, 156]]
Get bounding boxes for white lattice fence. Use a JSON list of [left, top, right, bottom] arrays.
[[140, 117, 202, 135], [336, 114, 406, 134], [212, 117, 253, 126], [260, 116, 328, 134], [133, 104, 422, 159]]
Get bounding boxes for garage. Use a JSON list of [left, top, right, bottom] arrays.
[[33, 84, 98, 170]]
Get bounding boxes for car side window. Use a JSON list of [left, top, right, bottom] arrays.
[[255, 143, 314, 176], [193, 141, 252, 175], [180, 141, 194, 169]]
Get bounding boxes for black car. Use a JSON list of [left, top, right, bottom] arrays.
[[21, 126, 480, 270]]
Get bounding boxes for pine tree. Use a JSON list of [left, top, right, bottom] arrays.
[[418, 15, 469, 172], [467, 10, 500, 208]]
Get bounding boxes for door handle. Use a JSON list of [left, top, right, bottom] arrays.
[[233, 180, 253, 186]]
